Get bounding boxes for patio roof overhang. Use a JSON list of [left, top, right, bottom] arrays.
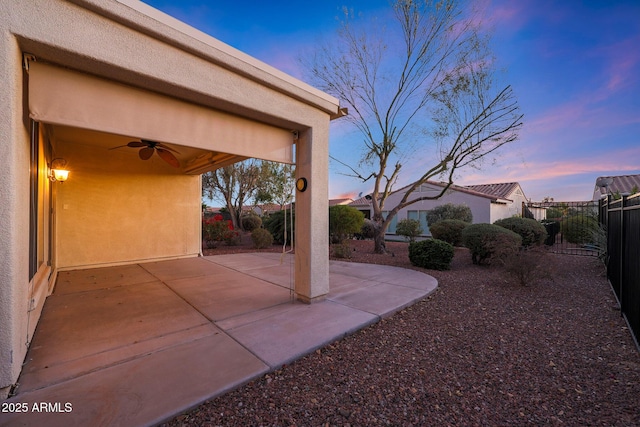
[[27, 61, 294, 173]]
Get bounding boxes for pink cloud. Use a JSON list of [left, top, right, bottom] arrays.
[[600, 36, 640, 94]]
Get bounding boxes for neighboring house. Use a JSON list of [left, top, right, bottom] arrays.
[[592, 174, 640, 200], [243, 203, 285, 217], [350, 195, 373, 219], [329, 198, 355, 206], [350, 181, 528, 237], [0, 0, 342, 398]]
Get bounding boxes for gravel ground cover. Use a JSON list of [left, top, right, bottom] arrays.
[[168, 238, 640, 426]]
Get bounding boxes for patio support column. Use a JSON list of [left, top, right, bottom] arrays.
[[294, 123, 329, 303]]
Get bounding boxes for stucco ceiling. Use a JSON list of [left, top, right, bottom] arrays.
[[48, 125, 245, 174]]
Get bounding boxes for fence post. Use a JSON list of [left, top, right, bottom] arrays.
[[619, 195, 628, 317]]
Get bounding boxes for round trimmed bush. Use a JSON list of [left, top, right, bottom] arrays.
[[462, 223, 522, 265], [241, 214, 262, 232], [329, 205, 364, 244], [429, 219, 469, 246], [263, 210, 294, 245], [408, 239, 455, 271], [426, 203, 473, 226], [396, 218, 423, 242], [494, 217, 547, 247], [251, 228, 274, 249], [561, 215, 599, 244]]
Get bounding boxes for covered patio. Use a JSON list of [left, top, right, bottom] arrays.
[[0, 254, 437, 426], [2, 0, 342, 398]]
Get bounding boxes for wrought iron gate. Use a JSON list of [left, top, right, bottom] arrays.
[[522, 200, 602, 256]]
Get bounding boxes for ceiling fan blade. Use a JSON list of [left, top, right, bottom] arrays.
[[128, 141, 148, 148], [156, 148, 181, 168], [109, 144, 129, 150], [154, 142, 180, 154], [139, 147, 155, 160]]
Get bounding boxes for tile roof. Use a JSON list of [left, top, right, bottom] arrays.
[[349, 195, 373, 206], [347, 181, 524, 207], [594, 174, 640, 198], [329, 198, 354, 206], [463, 182, 520, 200]]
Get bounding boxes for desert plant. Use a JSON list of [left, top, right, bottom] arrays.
[[241, 214, 262, 232], [561, 214, 599, 244], [462, 223, 522, 265], [263, 210, 294, 245], [329, 205, 365, 244], [331, 243, 353, 259], [356, 218, 377, 240], [429, 219, 469, 246], [222, 229, 241, 246], [408, 239, 455, 270], [251, 228, 274, 249], [500, 246, 548, 285], [494, 217, 547, 247], [396, 218, 423, 242], [426, 203, 473, 226]]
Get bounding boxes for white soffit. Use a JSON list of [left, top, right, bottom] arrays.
[[28, 62, 294, 164]]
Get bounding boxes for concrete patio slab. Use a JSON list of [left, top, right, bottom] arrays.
[[1, 254, 437, 427], [328, 280, 431, 317], [17, 281, 210, 393], [1, 333, 268, 427], [220, 300, 378, 368], [139, 256, 227, 281], [54, 264, 158, 294], [165, 274, 292, 321]]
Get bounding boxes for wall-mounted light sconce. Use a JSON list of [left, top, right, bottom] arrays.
[[49, 158, 69, 183], [296, 177, 307, 192]]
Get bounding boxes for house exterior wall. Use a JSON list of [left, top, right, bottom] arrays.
[[0, 0, 338, 396], [379, 184, 493, 236], [54, 140, 201, 269], [0, 32, 33, 399]]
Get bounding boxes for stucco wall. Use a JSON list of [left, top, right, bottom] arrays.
[[381, 184, 493, 235], [0, 35, 32, 397], [54, 140, 201, 269]]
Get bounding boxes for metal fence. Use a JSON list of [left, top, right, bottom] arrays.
[[522, 200, 602, 256], [600, 194, 640, 348]]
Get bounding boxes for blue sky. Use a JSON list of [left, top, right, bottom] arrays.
[[143, 0, 639, 201]]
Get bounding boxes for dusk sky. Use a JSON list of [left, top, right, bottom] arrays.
[[142, 0, 639, 202]]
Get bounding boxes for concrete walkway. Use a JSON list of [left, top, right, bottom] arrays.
[[0, 253, 437, 427]]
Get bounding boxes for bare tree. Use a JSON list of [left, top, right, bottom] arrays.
[[301, 0, 523, 253], [202, 159, 262, 230]]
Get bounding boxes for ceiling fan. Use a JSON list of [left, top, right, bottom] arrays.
[[111, 139, 180, 168]]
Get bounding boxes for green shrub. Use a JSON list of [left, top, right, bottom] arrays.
[[251, 228, 274, 249], [429, 219, 469, 246], [561, 215, 599, 244], [241, 214, 262, 232], [329, 205, 364, 244], [462, 223, 522, 265], [408, 239, 455, 270], [426, 203, 473, 226], [263, 210, 294, 245], [396, 218, 423, 242], [494, 217, 547, 247]]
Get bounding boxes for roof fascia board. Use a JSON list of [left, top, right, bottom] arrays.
[[67, 0, 339, 116]]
